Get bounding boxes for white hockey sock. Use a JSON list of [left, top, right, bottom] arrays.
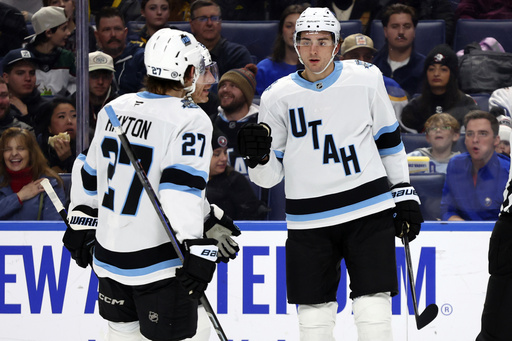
[[297, 302, 337, 341], [182, 305, 211, 341], [107, 321, 143, 341], [352, 292, 393, 341]]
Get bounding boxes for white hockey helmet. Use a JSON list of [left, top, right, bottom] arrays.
[[196, 42, 219, 84], [144, 28, 205, 87], [294, 7, 341, 47]]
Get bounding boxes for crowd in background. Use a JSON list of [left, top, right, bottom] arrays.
[[0, 0, 511, 221]]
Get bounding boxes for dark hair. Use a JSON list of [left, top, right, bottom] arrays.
[[464, 110, 499, 136], [190, 0, 221, 19], [96, 6, 125, 28], [381, 4, 418, 27], [31, 23, 64, 46], [0, 127, 63, 187], [271, 3, 310, 62], [144, 65, 194, 94], [417, 69, 462, 115], [36, 97, 76, 138]]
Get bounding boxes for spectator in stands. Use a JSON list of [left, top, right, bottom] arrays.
[[25, 6, 76, 97], [212, 64, 258, 175], [36, 97, 77, 173], [189, 0, 253, 77], [134, 0, 172, 45], [0, 78, 33, 135], [71, 51, 117, 139], [401, 44, 479, 133], [2, 48, 48, 129], [90, 0, 141, 23], [496, 124, 511, 157], [0, 3, 29, 60], [440, 110, 510, 221], [255, 3, 309, 96], [0, 127, 65, 220], [407, 113, 461, 173], [456, 0, 512, 19], [339, 33, 409, 126], [489, 86, 512, 118], [373, 0, 455, 45], [372, 4, 425, 97], [43, 0, 97, 54], [95, 6, 146, 95], [207, 128, 268, 220]]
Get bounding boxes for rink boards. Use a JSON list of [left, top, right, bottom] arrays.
[[0, 221, 493, 341]]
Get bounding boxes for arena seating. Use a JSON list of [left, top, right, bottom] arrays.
[[470, 93, 491, 110], [401, 133, 428, 153], [410, 172, 446, 220], [370, 19, 446, 56], [59, 173, 72, 208], [453, 19, 512, 53]]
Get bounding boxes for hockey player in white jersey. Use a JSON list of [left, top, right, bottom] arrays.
[[63, 29, 240, 341], [238, 7, 423, 341]]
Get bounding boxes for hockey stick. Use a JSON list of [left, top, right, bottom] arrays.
[[104, 106, 228, 341], [402, 224, 438, 330], [41, 178, 69, 225]]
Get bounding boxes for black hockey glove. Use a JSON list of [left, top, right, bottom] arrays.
[[237, 122, 272, 168], [176, 238, 218, 299], [62, 228, 95, 268], [391, 183, 423, 242], [204, 204, 241, 263]]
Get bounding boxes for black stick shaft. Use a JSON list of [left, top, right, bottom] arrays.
[[106, 106, 228, 341]]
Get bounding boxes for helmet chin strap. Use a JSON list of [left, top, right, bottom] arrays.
[[296, 44, 339, 77]]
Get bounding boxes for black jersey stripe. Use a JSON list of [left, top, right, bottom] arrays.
[[160, 167, 207, 191], [94, 240, 180, 270], [375, 126, 401, 150], [81, 166, 97, 192], [286, 176, 390, 215]]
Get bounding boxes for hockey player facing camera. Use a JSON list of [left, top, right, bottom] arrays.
[[238, 7, 423, 341], [63, 29, 240, 341]]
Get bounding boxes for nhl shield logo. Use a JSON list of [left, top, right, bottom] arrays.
[[149, 311, 159, 323]]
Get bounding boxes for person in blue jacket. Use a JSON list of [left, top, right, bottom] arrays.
[[0, 127, 65, 220], [440, 110, 510, 221]]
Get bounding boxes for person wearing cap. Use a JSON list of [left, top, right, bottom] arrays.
[[94, 6, 146, 95], [42, 0, 97, 54], [401, 44, 479, 133], [2, 48, 49, 129], [207, 128, 268, 220], [372, 4, 426, 97], [25, 6, 76, 97], [339, 33, 409, 129], [212, 63, 258, 175], [0, 77, 34, 135], [441, 110, 510, 221], [71, 51, 118, 139], [238, 7, 423, 340]]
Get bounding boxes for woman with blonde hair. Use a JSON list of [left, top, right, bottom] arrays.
[[0, 127, 64, 220]]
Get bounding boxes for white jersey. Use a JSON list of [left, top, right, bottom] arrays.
[[74, 91, 212, 286], [249, 60, 410, 229]]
